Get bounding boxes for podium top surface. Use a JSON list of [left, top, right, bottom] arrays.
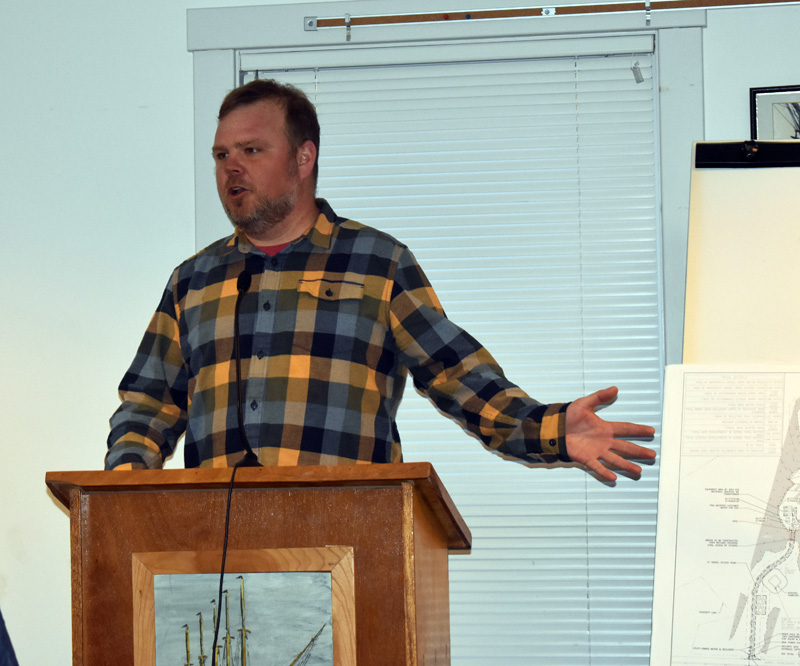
[[46, 462, 471, 550]]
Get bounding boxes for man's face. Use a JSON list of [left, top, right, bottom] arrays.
[[212, 100, 301, 239]]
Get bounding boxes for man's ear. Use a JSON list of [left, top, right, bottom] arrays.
[[297, 140, 317, 179]]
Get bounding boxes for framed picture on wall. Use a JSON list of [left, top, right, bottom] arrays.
[[750, 85, 800, 140]]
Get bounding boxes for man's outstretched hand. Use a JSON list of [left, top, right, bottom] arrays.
[[565, 386, 656, 482]]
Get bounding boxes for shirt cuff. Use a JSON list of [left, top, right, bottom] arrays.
[[522, 402, 570, 463], [104, 440, 163, 470]]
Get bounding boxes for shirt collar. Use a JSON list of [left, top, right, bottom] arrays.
[[304, 198, 337, 251]]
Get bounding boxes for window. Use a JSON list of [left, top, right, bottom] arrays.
[[189, 4, 705, 662]]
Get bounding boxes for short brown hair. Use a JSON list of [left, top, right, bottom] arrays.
[[218, 79, 320, 183]]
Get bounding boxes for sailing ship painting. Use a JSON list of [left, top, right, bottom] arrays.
[[153, 572, 334, 665]]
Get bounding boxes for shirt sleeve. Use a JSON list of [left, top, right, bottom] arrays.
[[104, 271, 189, 470], [387, 246, 571, 464]]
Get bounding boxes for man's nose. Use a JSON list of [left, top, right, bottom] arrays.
[[224, 155, 243, 174]]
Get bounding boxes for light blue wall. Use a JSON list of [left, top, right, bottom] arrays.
[[704, 4, 800, 140], [0, 1, 797, 662], [0, 1, 342, 662]]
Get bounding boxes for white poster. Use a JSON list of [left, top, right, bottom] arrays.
[[652, 365, 800, 665]]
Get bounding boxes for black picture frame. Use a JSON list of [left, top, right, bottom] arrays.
[[750, 85, 800, 140]]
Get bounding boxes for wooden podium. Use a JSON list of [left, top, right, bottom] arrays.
[[46, 463, 471, 666]]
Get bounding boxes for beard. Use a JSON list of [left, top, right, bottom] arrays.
[[223, 189, 297, 239]]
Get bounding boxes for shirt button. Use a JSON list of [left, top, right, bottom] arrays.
[[250, 400, 258, 411], [257, 350, 265, 360], [271, 257, 278, 267], [549, 439, 557, 447], [325, 288, 333, 297], [263, 301, 271, 311]]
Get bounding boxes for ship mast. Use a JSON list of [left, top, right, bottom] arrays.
[[197, 612, 207, 666], [182, 624, 193, 666], [210, 599, 219, 666], [224, 589, 234, 666], [236, 575, 251, 666], [288, 624, 327, 666]]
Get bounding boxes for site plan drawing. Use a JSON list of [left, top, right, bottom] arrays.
[[652, 366, 800, 666]]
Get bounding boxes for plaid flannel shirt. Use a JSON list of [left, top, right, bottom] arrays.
[[105, 200, 569, 469]]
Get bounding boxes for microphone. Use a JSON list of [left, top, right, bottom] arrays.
[[236, 269, 251, 294], [233, 269, 261, 468]]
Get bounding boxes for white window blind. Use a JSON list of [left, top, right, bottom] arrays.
[[245, 38, 662, 665]]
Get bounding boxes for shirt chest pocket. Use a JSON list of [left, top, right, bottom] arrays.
[[293, 279, 368, 358], [297, 279, 365, 302]]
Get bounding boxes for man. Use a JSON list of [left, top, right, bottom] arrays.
[[0, 607, 19, 666], [106, 79, 655, 481]]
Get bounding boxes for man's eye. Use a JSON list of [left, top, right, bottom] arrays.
[[245, 147, 260, 154], [214, 152, 227, 161]]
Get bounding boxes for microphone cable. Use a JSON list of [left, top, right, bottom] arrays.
[[210, 456, 247, 665], [210, 269, 262, 664]]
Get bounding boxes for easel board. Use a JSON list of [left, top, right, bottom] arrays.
[[683, 141, 800, 364]]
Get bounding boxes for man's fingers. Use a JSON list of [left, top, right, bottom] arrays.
[[610, 421, 656, 440], [584, 450, 644, 482], [584, 458, 619, 483], [601, 450, 644, 476], [610, 437, 657, 460], [579, 386, 619, 411]]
